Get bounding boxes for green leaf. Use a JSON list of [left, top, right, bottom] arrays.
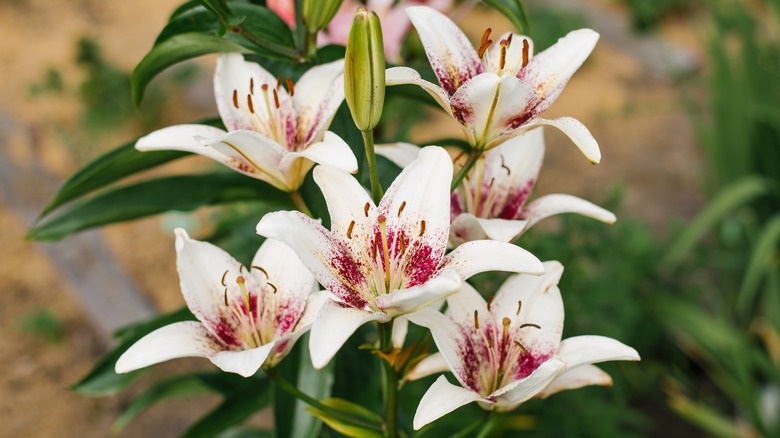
[[38, 117, 222, 218], [307, 398, 384, 438], [72, 307, 195, 396], [737, 214, 780, 317], [112, 372, 248, 432], [217, 427, 274, 438], [667, 390, 749, 438], [133, 32, 248, 105], [182, 376, 271, 438], [662, 176, 776, 270], [482, 0, 531, 35], [28, 172, 291, 242]]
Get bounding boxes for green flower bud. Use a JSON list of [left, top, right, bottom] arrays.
[[344, 7, 385, 132], [302, 0, 343, 33]]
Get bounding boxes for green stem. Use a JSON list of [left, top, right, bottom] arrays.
[[450, 412, 490, 438], [362, 129, 384, 204], [289, 190, 313, 217], [266, 368, 383, 432], [450, 149, 482, 192], [305, 31, 318, 59], [475, 411, 502, 438], [379, 322, 399, 438], [235, 25, 302, 59]]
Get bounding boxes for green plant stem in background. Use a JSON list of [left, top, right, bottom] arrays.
[[235, 25, 301, 60], [362, 129, 384, 204], [266, 368, 382, 432], [379, 322, 399, 438], [475, 411, 502, 438], [289, 190, 313, 218], [450, 149, 482, 192], [305, 31, 318, 59]]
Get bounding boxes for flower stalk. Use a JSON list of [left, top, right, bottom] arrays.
[[451, 148, 482, 192], [362, 129, 384, 204], [379, 322, 400, 438]]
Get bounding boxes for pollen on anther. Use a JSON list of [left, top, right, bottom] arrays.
[[397, 201, 406, 217], [224, 288, 229, 306], [514, 340, 529, 354], [478, 28, 493, 58], [252, 265, 269, 278], [221, 270, 229, 286], [273, 89, 280, 109], [516, 300, 523, 315], [276, 76, 282, 89], [285, 77, 294, 96], [232, 90, 239, 108], [267, 282, 278, 294], [520, 323, 541, 329], [250, 78, 255, 94], [347, 220, 356, 239], [522, 39, 530, 68], [474, 309, 480, 329], [247, 94, 255, 113], [487, 294, 495, 311], [364, 202, 370, 217], [419, 220, 426, 237]]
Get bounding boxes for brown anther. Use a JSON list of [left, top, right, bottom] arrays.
[[489, 177, 495, 188], [487, 332, 494, 348], [285, 77, 294, 96], [247, 94, 255, 114], [474, 309, 480, 329], [499, 44, 508, 70], [500, 155, 511, 175], [239, 265, 245, 273], [273, 89, 280, 109], [252, 265, 269, 278], [221, 270, 229, 286], [419, 220, 426, 237], [267, 282, 278, 294], [364, 202, 370, 217], [516, 300, 522, 315], [232, 90, 239, 108], [371, 239, 378, 259], [522, 39, 529, 68], [347, 220, 356, 239], [399, 235, 407, 255], [520, 323, 541, 329], [398, 201, 406, 217], [506, 33, 513, 47], [250, 78, 254, 95], [478, 28, 493, 58], [487, 294, 495, 311], [276, 76, 282, 89], [514, 340, 529, 354], [224, 288, 229, 306]]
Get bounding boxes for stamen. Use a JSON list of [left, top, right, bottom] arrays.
[[499, 42, 508, 71], [371, 237, 378, 259], [399, 235, 407, 255], [232, 90, 240, 108], [474, 310, 480, 329], [419, 220, 426, 237], [250, 78, 254, 95], [514, 340, 529, 354], [378, 215, 391, 289], [285, 77, 294, 96], [522, 39, 530, 68], [239, 265, 245, 274], [224, 288, 229, 306], [500, 155, 511, 175], [347, 220, 356, 239], [487, 331, 493, 348], [252, 265, 269, 278], [273, 89, 280, 109], [276, 76, 282, 89], [397, 201, 406, 217], [505, 33, 513, 47], [516, 300, 522, 315], [478, 27, 493, 58], [487, 294, 495, 311], [267, 282, 278, 294], [247, 94, 255, 114], [364, 202, 370, 217], [520, 323, 541, 329], [221, 270, 229, 286]]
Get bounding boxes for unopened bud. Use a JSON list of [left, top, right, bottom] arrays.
[[344, 7, 385, 131], [302, 0, 343, 33]]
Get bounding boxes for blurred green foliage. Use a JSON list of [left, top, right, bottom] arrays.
[[16, 308, 64, 344]]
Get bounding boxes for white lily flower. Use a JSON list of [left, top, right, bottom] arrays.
[[386, 6, 600, 161], [115, 229, 323, 377], [375, 129, 616, 247], [256, 146, 544, 369], [407, 261, 640, 429], [136, 54, 357, 192]]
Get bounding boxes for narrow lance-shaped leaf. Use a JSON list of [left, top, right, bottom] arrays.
[[182, 377, 272, 438], [38, 117, 222, 218], [29, 172, 291, 242]]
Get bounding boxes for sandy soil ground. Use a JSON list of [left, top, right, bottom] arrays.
[[0, 0, 704, 436]]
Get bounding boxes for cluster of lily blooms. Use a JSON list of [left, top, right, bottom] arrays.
[[116, 5, 639, 429]]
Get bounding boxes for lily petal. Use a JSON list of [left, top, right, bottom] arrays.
[[135, 124, 228, 162], [538, 364, 612, 398], [557, 335, 641, 369], [450, 73, 536, 149], [491, 357, 566, 409], [309, 299, 390, 369], [491, 261, 564, 323], [442, 240, 544, 279], [522, 193, 616, 230], [210, 342, 276, 377], [257, 211, 370, 309], [405, 352, 450, 382], [413, 375, 488, 430], [392, 316, 409, 350], [115, 321, 221, 373], [280, 131, 359, 183], [374, 142, 421, 169], [519, 29, 599, 115], [293, 60, 346, 145], [523, 116, 601, 164], [195, 130, 290, 189], [443, 281, 489, 328], [449, 215, 528, 246], [374, 269, 461, 315], [405, 6, 482, 95], [405, 307, 466, 387], [385, 67, 452, 112]]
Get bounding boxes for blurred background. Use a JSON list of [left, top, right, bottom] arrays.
[[1, 0, 778, 436]]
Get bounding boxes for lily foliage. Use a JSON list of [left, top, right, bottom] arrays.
[[32, 2, 640, 437]]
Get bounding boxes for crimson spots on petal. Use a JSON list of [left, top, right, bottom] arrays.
[[514, 351, 552, 380], [209, 318, 242, 349], [404, 244, 439, 287], [499, 179, 535, 219]]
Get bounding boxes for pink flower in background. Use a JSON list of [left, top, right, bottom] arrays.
[[407, 262, 640, 429], [115, 229, 324, 377], [267, 0, 296, 28]]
